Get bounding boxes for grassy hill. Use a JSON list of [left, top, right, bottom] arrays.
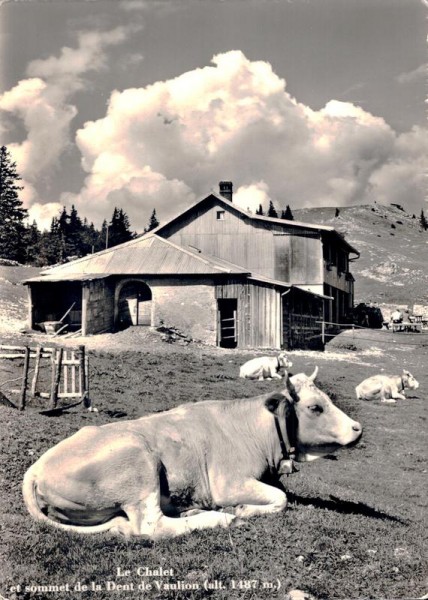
[[0, 264, 40, 334], [294, 203, 428, 309]]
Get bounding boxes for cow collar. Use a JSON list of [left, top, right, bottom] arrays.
[[274, 404, 299, 475]]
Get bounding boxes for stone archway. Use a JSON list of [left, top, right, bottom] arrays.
[[115, 279, 152, 329]]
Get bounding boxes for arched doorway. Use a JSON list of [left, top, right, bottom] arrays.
[[116, 280, 152, 329]]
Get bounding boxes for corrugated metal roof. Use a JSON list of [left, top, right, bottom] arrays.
[[25, 234, 250, 282], [247, 277, 332, 300], [24, 273, 109, 284], [294, 285, 334, 300], [248, 275, 291, 289]]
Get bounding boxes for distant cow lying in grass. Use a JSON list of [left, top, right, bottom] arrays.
[[240, 352, 293, 380], [355, 370, 419, 403], [23, 367, 362, 540]]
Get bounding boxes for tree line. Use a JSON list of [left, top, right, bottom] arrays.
[[2, 144, 427, 266], [0, 146, 159, 266], [256, 201, 295, 220]]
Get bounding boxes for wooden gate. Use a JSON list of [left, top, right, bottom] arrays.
[[0, 344, 89, 412]]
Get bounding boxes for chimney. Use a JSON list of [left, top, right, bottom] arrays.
[[219, 181, 233, 202]]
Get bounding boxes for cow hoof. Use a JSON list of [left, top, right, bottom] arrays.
[[218, 512, 238, 528], [381, 398, 396, 404], [230, 517, 246, 528]]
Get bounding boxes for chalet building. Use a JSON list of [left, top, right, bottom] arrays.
[[24, 182, 359, 350], [155, 182, 359, 328]]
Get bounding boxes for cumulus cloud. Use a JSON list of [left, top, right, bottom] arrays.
[[233, 182, 272, 213], [68, 50, 427, 230], [0, 25, 136, 226]]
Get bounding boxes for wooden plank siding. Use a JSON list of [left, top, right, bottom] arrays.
[[274, 233, 322, 284], [163, 199, 323, 285], [215, 280, 281, 348]]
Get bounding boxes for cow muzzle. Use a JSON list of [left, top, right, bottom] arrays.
[[348, 422, 363, 446]]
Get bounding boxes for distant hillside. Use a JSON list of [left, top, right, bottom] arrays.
[[294, 204, 428, 307]]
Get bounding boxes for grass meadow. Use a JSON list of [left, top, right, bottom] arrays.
[[0, 332, 427, 600]]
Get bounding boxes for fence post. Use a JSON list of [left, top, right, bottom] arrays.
[[19, 346, 31, 411], [30, 346, 42, 397], [79, 345, 89, 406], [321, 321, 325, 345], [49, 348, 63, 409]]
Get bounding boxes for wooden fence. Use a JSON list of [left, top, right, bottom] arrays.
[[0, 344, 89, 412], [283, 314, 324, 350]]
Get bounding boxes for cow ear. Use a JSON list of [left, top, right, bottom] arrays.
[[265, 392, 286, 414]]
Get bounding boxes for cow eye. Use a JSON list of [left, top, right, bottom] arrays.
[[308, 405, 323, 414]]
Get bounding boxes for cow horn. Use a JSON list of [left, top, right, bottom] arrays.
[[309, 366, 319, 381]]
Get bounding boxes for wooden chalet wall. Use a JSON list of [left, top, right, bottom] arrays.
[[215, 279, 281, 349], [322, 234, 355, 324], [161, 198, 323, 286], [273, 232, 322, 285]]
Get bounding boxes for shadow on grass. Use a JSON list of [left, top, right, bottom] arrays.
[[287, 491, 409, 524]]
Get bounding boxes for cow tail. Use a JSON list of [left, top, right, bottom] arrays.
[[22, 465, 50, 524]]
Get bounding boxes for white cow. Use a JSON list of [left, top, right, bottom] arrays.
[[355, 370, 419, 403], [239, 352, 293, 380], [23, 368, 362, 539]]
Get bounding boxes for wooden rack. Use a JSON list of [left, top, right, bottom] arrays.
[[0, 344, 89, 411]]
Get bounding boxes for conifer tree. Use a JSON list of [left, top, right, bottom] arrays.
[[420, 209, 428, 231], [144, 208, 159, 233], [267, 200, 278, 218], [99, 219, 108, 250], [67, 204, 84, 256], [281, 205, 294, 220], [255, 204, 264, 215], [37, 217, 63, 265], [80, 218, 99, 255], [108, 207, 134, 247], [0, 146, 27, 261], [23, 220, 41, 264]]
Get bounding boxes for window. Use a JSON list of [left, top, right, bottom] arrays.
[[216, 210, 225, 220]]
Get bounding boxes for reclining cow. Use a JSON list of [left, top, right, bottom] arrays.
[[23, 367, 362, 539], [239, 352, 293, 380], [355, 370, 419, 403]]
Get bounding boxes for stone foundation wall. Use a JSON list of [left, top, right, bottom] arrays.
[[151, 278, 217, 344], [84, 279, 115, 335]]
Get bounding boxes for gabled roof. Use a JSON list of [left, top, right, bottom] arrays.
[[24, 234, 251, 282], [153, 192, 359, 255]]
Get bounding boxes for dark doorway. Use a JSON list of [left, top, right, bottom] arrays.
[[118, 281, 152, 329], [31, 282, 83, 332], [217, 299, 238, 348]]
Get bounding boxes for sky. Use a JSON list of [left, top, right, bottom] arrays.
[[0, 0, 426, 232]]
